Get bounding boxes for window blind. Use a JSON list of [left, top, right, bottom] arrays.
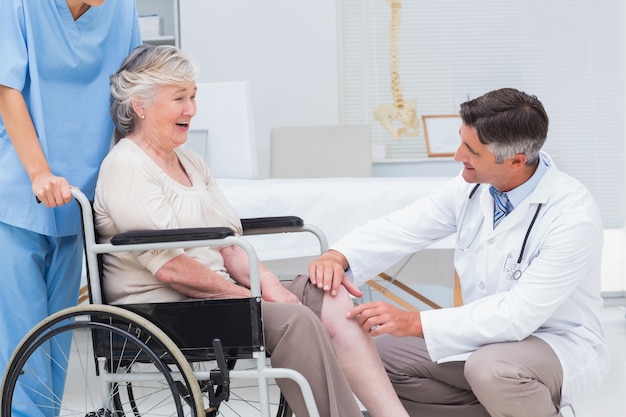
[[338, 0, 624, 227]]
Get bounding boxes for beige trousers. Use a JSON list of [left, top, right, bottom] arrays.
[[375, 334, 564, 417]]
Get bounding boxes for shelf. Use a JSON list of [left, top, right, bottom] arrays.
[[136, 0, 179, 47], [142, 35, 176, 46]]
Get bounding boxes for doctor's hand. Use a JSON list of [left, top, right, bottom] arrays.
[[32, 172, 72, 208], [347, 301, 423, 338], [308, 250, 362, 298]]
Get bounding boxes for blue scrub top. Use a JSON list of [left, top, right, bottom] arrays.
[[0, 0, 142, 237]]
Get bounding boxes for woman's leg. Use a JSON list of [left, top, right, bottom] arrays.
[[319, 287, 411, 417], [262, 302, 363, 417], [284, 276, 409, 416]]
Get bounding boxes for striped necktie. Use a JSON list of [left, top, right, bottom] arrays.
[[492, 188, 510, 227]]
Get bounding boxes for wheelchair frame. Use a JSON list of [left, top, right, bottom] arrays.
[[1, 188, 328, 417]]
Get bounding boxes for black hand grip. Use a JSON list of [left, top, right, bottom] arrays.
[[241, 216, 303, 230], [110, 227, 235, 245]]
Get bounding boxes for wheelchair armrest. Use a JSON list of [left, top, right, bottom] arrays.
[[110, 227, 235, 245], [240, 216, 328, 252], [241, 216, 303, 233]]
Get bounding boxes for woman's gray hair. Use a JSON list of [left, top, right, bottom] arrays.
[[110, 45, 197, 139]]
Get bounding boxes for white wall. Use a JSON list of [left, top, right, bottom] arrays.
[[602, 230, 625, 296], [179, 0, 340, 178]]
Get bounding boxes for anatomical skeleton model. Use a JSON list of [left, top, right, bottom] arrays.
[[373, 0, 419, 140]]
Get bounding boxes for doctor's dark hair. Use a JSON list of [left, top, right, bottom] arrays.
[[109, 45, 197, 140], [459, 88, 548, 165]]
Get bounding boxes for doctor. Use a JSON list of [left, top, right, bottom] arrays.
[[309, 88, 608, 417]]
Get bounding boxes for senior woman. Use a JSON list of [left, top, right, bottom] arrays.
[[94, 45, 409, 417]]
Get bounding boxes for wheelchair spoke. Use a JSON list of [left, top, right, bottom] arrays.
[[1, 305, 203, 417]]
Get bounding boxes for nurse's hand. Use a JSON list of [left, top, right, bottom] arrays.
[[308, 250, 362, 298], [32, 172, 72, 208], [347, 301, 423, 338]]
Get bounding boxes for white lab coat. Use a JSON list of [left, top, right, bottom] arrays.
[[334, 153, 609, 409]]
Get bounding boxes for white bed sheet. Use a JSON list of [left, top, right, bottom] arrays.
[[217, 177, 455, 267]]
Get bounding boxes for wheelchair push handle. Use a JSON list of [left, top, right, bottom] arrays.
[[34, 185, 81, 205]]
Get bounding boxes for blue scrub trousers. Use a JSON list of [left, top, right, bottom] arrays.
[[0, 221, 83, 417]]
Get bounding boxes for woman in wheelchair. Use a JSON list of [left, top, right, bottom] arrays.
[[94, 45, 410, 417]]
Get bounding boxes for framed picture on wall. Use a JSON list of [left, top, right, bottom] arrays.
[[422, 115, 462, 157]]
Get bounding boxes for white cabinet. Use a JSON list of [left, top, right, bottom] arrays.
[[136, 0, 179, 47]]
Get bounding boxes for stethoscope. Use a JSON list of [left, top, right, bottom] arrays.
[[456, 184, 542, 280]]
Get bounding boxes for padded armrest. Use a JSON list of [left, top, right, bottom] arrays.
[[110, 218, 305, 245], [110, 227, 235, 245], [241, 216, 303, 231]]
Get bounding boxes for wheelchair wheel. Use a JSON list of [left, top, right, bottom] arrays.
[[1, 304, 204, 417]]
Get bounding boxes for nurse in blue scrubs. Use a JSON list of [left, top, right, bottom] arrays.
[[0, 0, 142, 415]]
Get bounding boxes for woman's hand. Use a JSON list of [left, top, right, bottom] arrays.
[[260, 272, 301, 304], [222, 245, 301, 303]]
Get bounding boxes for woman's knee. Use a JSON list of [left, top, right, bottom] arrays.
[[319, 287, 355, 335]]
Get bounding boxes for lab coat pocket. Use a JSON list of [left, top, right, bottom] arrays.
[[497, 254, 530, 292]]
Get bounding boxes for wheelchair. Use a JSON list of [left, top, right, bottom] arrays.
[[1, 188, 328, 417]]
